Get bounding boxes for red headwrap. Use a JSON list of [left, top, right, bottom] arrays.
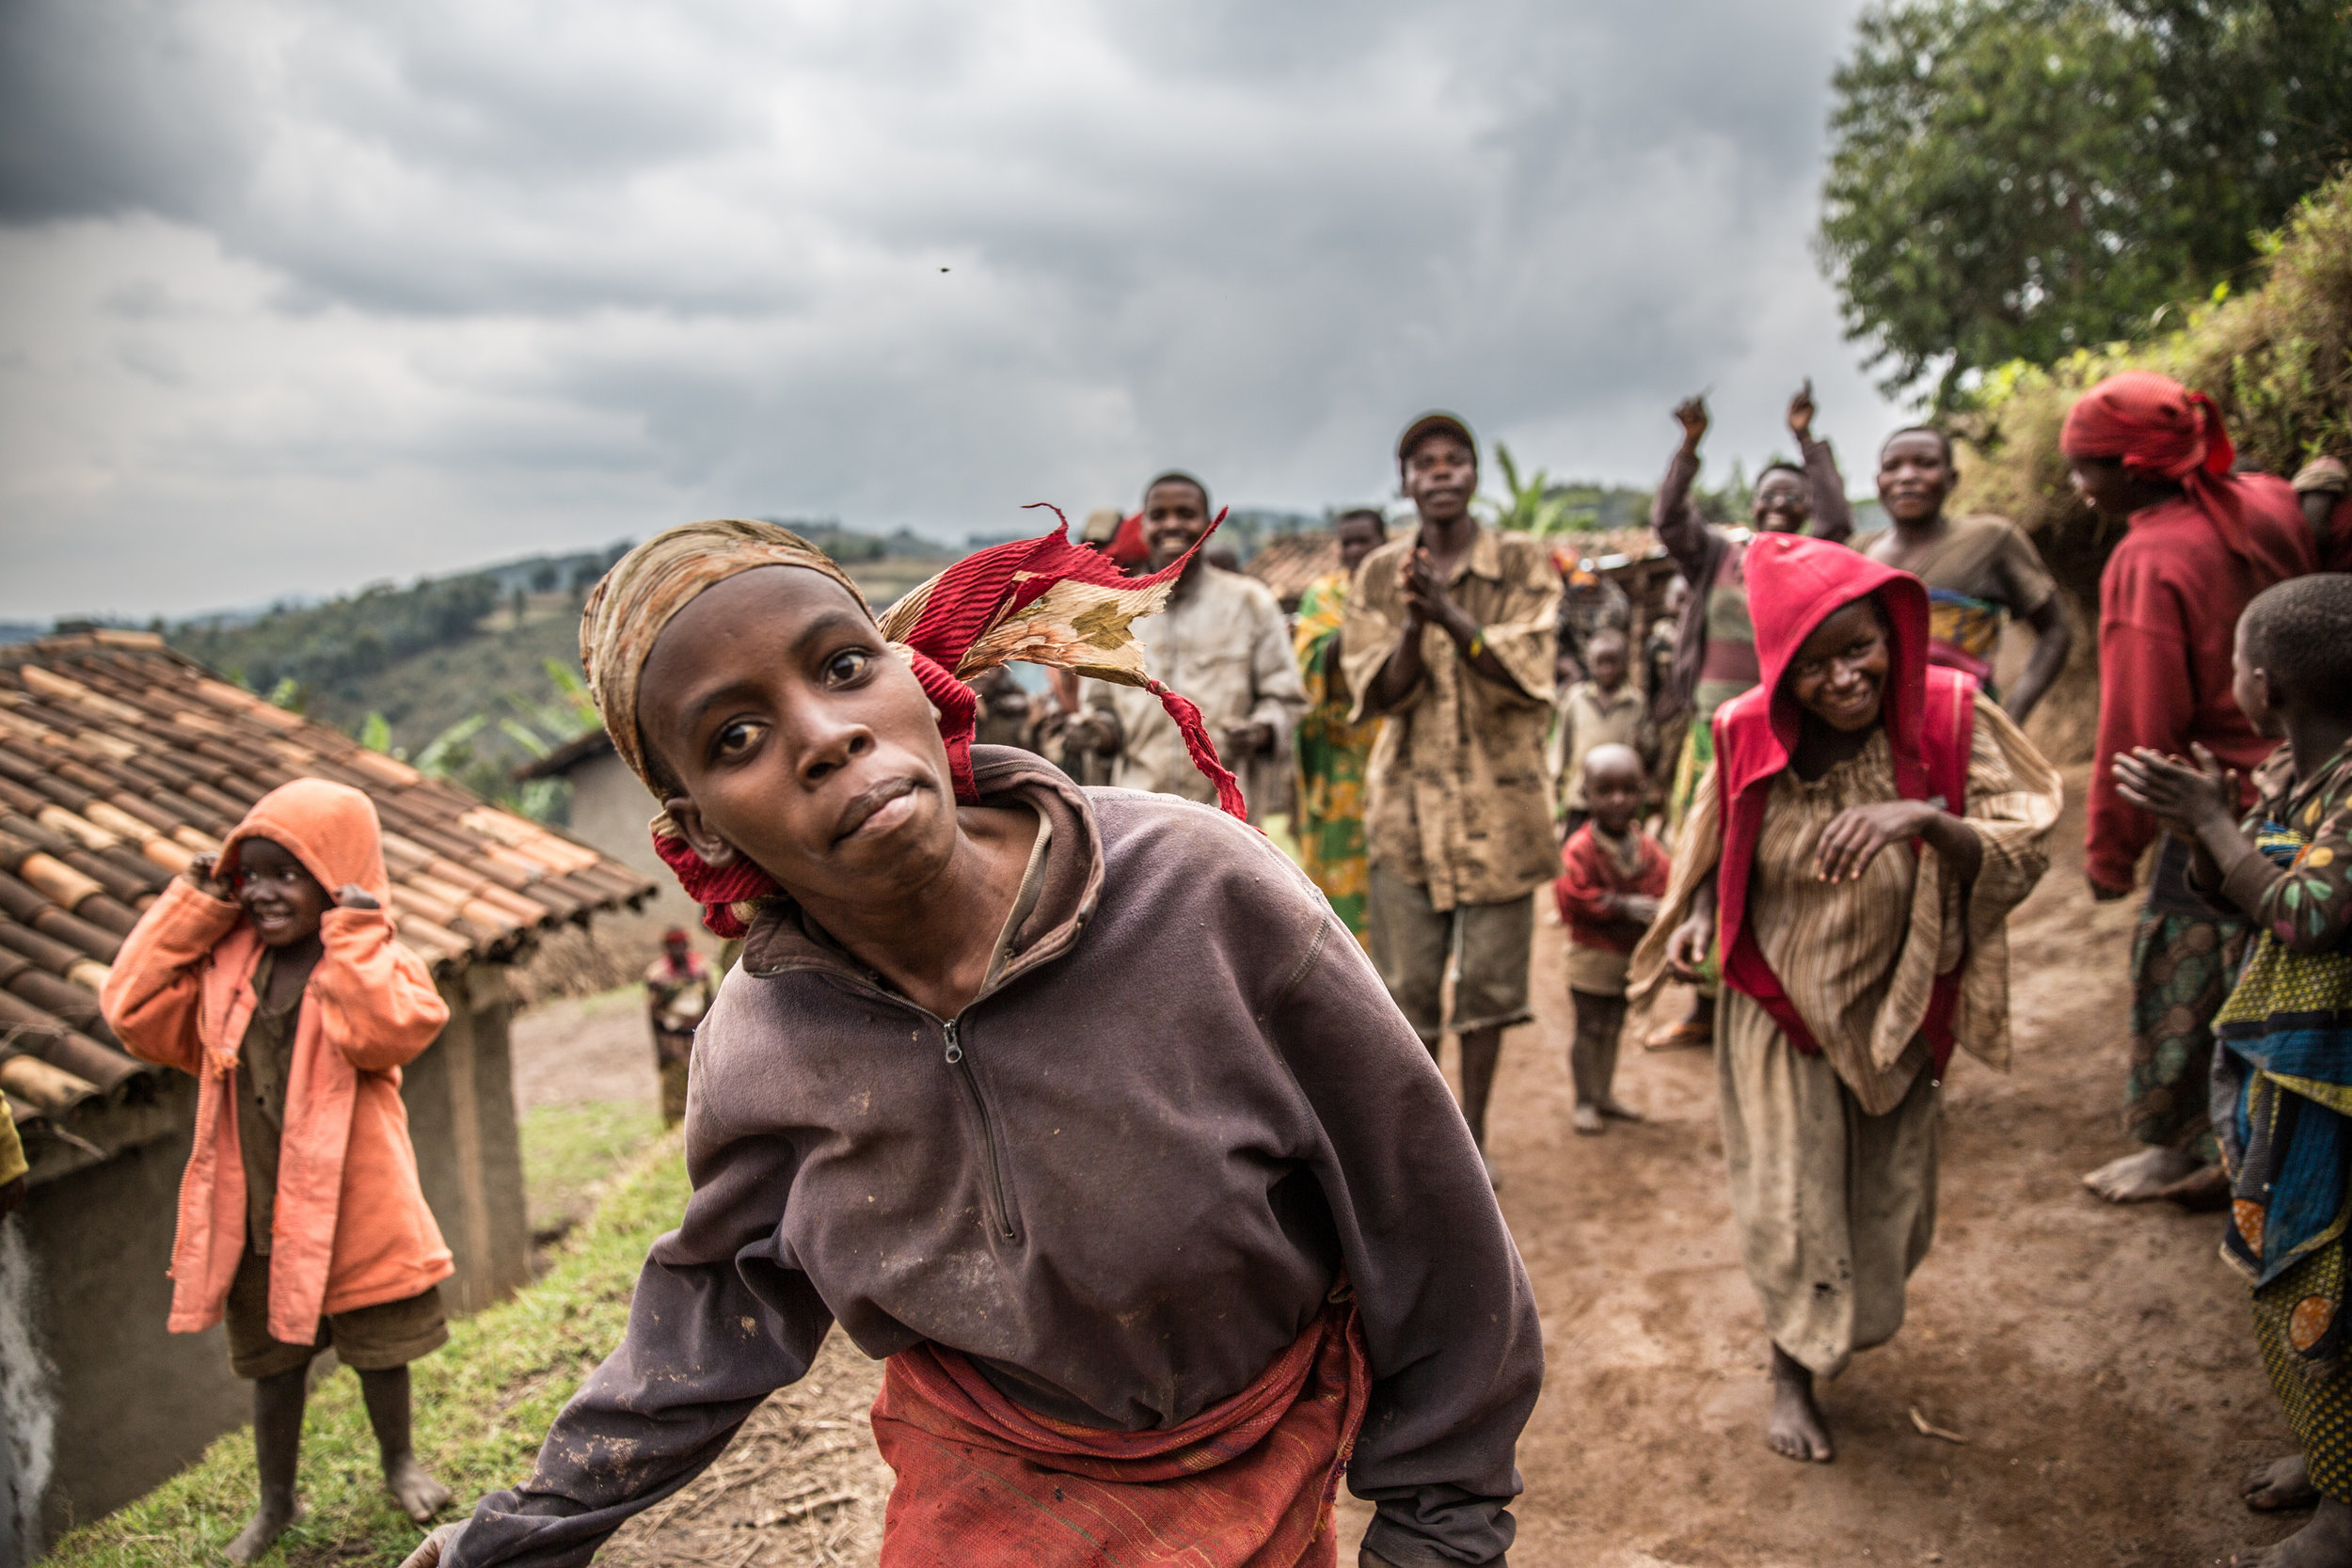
[[2059, 370, 2308, 583]]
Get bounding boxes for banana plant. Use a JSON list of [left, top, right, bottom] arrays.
[[1491, 443, 1575, 537]]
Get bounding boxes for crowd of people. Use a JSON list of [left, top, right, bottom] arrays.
[[72, 369, 2351, 1567]]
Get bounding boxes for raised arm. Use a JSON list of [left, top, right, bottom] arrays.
[[1652, 398, 1716, 579], [99, 869, 244, 1074], [310, 904, 451, 1072], [1788, 382, 1854, 544]]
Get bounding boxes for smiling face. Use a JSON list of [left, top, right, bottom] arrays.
[[1143, 479, 1212, 572], [1402, 434, 1476, 526], [1877, 431, 1953, 525], [231, 837, 331, 949], [1751, 467, 1812, 532], [637, 565, 961, 909], [1784, 597, 1891, 735]]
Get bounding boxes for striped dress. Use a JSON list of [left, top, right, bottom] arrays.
[[1634, 696, 2061, 1374]]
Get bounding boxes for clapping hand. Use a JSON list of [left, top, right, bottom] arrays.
[[1400, 548, 1455, 631], [2113, 744, 2238, 838]]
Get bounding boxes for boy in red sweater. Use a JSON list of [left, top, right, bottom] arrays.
[[1554, 744, 1671, 1134]]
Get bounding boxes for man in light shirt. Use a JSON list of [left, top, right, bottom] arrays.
[[1071, 471, 1306, 822]]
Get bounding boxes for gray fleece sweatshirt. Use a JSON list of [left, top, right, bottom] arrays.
[[446, 748, 1541, 1567]]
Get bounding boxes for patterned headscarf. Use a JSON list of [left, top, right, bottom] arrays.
[[580, 512, 1244, 935]]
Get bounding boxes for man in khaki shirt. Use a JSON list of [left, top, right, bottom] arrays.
[[1073, 472, 1307, 822], [1343, 413, 1560, 1179]]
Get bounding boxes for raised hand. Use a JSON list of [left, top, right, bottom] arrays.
[[1788, 378, 1816, 441], [1674, 396, 1710, 452], [333, 882, 382, 911], [185, 852, 230, 899]]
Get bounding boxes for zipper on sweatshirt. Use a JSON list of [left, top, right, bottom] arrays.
[[943, 1019, 1018, 1242]]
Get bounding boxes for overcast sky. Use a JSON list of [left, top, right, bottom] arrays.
[[0, 0, 1906, 622]]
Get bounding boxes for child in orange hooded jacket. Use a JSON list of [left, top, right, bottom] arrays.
[[103, 778, 456, 1560]]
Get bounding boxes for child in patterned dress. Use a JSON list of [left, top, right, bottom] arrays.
[[2114, 573, 2352, 1568]]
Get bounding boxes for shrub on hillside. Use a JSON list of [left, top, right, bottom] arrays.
[[1950, 167, 2352, 602]]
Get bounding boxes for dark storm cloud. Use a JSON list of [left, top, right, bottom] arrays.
[[0, 0, 1896, 620]]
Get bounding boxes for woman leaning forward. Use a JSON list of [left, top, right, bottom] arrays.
[[406, 518, 1540, 1568], [1630, 534, 2060, 1464]]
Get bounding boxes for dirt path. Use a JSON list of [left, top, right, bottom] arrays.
[[504, 764, 2291, 1565], [1403, 764, 2289, 1568]]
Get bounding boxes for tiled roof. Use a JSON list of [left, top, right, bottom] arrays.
[[1247, 535, 1344, 610], [0, 630, 657, 1158]]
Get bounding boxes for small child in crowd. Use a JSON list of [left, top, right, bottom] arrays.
[[2114, 574, 2352, 1568], [102, 779, 456, 1562], [1552, 626, 1646, 840], [1553, 743, 1671, 1134]]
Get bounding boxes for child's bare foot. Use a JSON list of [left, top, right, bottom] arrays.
[[225, 1497, 304, 1562], [2234, 1496, 2352, 1565], [385, 1453, 453, 1525], [1572, 1102, 1605, 1136], [1767, 1343, 1833, 1463], [2247, 1454, 2323, 1513], [1597, 1097, 1645, 1122], [2081, 1146, 2202, 1202]]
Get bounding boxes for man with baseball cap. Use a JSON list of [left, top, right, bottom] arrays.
[[1342, 413, 1561, 1182]]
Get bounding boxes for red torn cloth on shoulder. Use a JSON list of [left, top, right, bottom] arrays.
[[1709, 534, 1975, 1073], [868, 1289, 1371, 1567]]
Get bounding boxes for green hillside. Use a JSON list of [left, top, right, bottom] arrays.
[[159, 534, 959, 817]]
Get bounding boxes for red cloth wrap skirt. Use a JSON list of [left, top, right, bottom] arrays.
[[869, 1291, 1371, 1567]]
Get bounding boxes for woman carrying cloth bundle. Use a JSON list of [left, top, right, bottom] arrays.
[[1630, 534, 2060, 1465], [408, 517, 1540, 1568]]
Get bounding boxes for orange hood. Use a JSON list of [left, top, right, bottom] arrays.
[[219, 779, 392, 910]]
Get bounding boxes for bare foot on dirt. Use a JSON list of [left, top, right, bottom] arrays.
[[1766, 1343, 1833, 1463], [2234, 1496, 2352, 1565], [1645, 1014, 1713, 1052], [225, 1497, 304, 1562], [386, 1453, 453, 1525], [2247, 1454, 2322, 1513], [2081, 1146, 2201, 1203], [1573, 1103, 1605, 1136], [1598, 1097, 1645, 1122], [2152, 1163, 2232, 1212]]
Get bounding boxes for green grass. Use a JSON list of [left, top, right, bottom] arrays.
[[48, 1136, 691, 1568], [518, 1101, 664, 1241]]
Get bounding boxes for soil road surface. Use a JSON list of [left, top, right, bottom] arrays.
[[515, 764, 2289, 1566]]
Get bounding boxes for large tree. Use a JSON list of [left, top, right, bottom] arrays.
[[1819, 0, 2352, 405]]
